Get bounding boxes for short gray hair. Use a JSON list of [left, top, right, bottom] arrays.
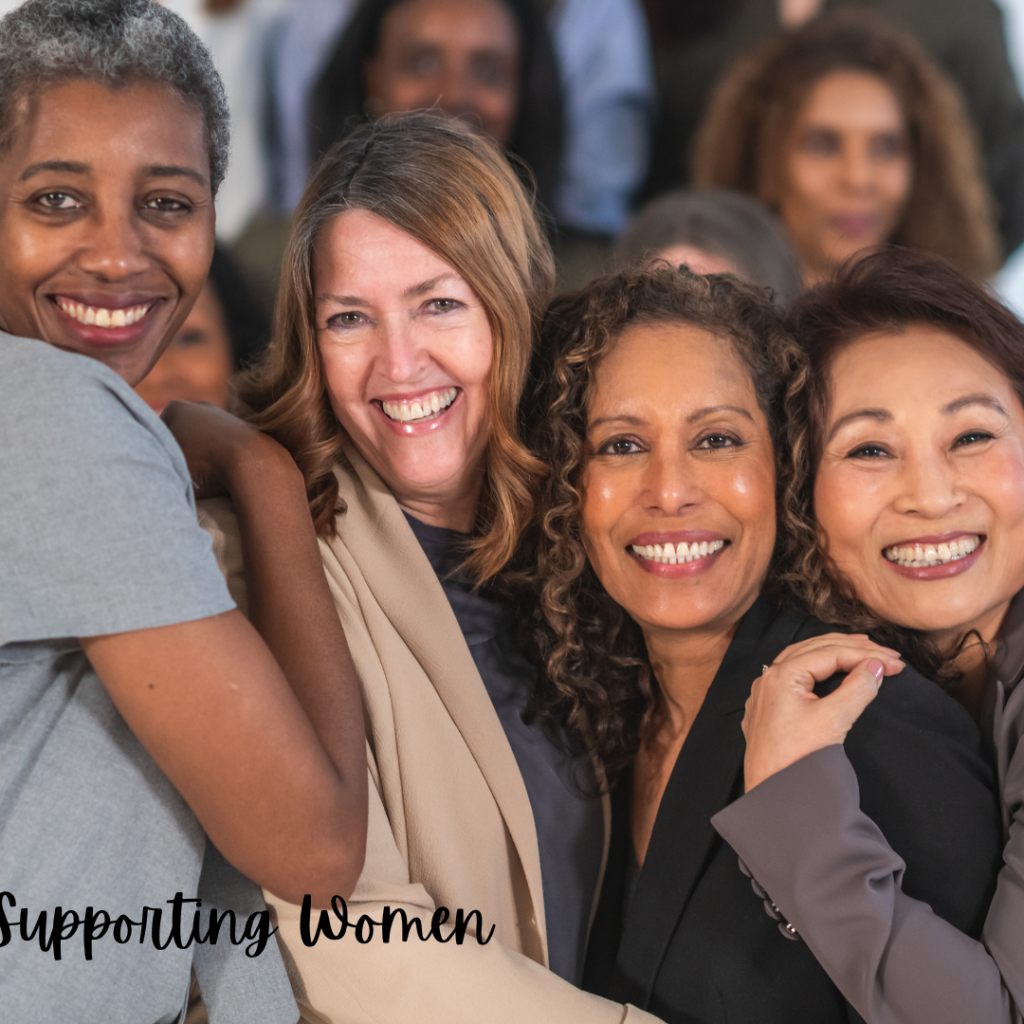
[[614, 188, 804, 306], [0, 0, 229, 192]]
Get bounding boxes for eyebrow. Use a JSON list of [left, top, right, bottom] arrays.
[[317, 273, 463, 308], [588, 405, 754, 431], [826, 395, 1008, 445], [18, 161, 207, 187], [941, 394, 1007, 416]]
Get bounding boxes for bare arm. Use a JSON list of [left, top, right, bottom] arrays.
[[84, 401, 367, 908]]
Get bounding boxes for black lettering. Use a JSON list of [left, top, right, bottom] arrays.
[[205, 908, 240, 947], [243, 910, 277, 957], [0, 892, 14, 948], [20, 908, 49, 950], [355, 914, 383, 944], [429, 907, 454, 943], [299, 894, 349, 947], [83, 907, 110, 961], [452, 908, 494, 946], [48, 907, 80, 961], [167, 893, 202, 950], [113, 914, 143, 943], [380, 906, 426, 943]]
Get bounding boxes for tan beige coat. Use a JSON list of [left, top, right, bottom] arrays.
[[200, 445, 661, 1024]]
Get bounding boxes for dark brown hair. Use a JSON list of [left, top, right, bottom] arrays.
[[238, 112, 554, 582], [521, 266, 804, 781], [780, 246, 1024, 678], [692, 10, 1000, 277]]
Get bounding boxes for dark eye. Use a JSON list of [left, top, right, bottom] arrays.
[[847, 443, 890, 459], [144, 196, 189, 213], [953, 430, 995, 448], [426, 298, 459, 313], [36, 192, 81, 211], [799, 129, 840, 156], [597, 436, 643, 456], [695, 433, 739, 450]]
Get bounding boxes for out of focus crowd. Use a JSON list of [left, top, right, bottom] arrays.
[[32, 0, 1024, 410]]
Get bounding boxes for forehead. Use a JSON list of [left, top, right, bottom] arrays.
[[796, 69, 905, 130], [381, 0, 519, 51], [827, 324, 1018, 413], [3, 78, 208, 185], [590, 321, 759, 417], [313, 208, 469, 295]]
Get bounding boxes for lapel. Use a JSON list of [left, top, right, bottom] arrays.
[[325, 444, 549, 960], [611, 595, 808, 1007]]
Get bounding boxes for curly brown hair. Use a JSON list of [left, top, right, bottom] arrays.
[[520, 265, 806, 782], [237, 112, 554, 583], [692, 9, 1000, 277], [779, 245, 1024, 681]]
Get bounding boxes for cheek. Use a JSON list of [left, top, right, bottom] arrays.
[[881, 159, 912, 208], [814, 465, 881, 559], [579, 468, 626, 562], [319, 344, 370, 426]]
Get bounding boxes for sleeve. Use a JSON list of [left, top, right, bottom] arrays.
[[0, 353, 232, 645], [712, 742, 1023, 1024]]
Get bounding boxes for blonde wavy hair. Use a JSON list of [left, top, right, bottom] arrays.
[[692, 10, 1000, 278], [238, 112, 554, 582]]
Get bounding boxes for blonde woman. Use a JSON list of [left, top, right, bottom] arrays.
[[198, 113, 665, 1024]]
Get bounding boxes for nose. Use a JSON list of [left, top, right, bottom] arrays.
[[76, 206, 149, 281], [891, 449, 964, 519], [376, 314, 430, 383], [641, 446, 702, 516], [839, 141, 873, 193], [437, 66, 477, 120]]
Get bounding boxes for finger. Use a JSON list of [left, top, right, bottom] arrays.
[[814, 658, 885, 735], [778, 645, 903, 682], [773, 634, 900, 665]]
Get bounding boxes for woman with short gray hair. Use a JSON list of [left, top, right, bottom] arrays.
[[0, 1, 368, 1020]]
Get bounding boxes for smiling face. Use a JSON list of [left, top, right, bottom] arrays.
[[580, 322, 776, 643], [814, 325, 1024, 647], [365, 0, 520, 146], [0, 79, 214, 386], [775, 70, 911, 285], [314, 209, 494, 528]]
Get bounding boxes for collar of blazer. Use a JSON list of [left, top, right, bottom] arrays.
[[612, 595, 808, 1005], [323, 441, 549, 959]]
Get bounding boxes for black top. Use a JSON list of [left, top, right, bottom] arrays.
[[583, 594, 1003, 1024], [405, 513, 604, 985]]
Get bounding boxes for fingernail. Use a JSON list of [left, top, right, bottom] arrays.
[[867, 659, 885, 681]]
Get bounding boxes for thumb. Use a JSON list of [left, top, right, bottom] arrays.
[[817, 658, 885, 737]]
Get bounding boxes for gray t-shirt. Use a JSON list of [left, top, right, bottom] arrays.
[[0, 335, 296, 1023]]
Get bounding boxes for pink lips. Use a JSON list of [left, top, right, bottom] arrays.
[[52, 295, 159, 349], [627, 530, 729, 579], [373, 387, 461, 437], [883, 532, 985, 581]]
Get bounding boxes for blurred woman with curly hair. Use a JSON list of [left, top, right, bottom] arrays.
[[692, 10, 1000, 285], [523, 263, 1001, 1023]]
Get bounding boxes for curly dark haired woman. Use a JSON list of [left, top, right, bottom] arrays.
[[524, 264, 1002, 1023]]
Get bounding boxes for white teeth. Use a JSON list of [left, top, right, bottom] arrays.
[[884, 535, 981, 568], [631, 539, 726, 565], [58, 299, 151, 328], [381, 387, 458, 423]]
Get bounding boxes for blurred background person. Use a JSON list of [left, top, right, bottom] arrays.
[[307, 0, 565, 218], [692, 11, 1000, 286], [614, 188, 804, 304], [640, 0, 1024, 263], [266, 0, 653, 238], [135, 244, 271, 415]]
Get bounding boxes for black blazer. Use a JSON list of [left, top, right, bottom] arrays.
[[583, 596, 1004, 1024]]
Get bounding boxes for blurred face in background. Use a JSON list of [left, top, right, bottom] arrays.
[[365, 0, 521, 146], [134, 281, 234, 415], [773, 69, 912, 285]]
